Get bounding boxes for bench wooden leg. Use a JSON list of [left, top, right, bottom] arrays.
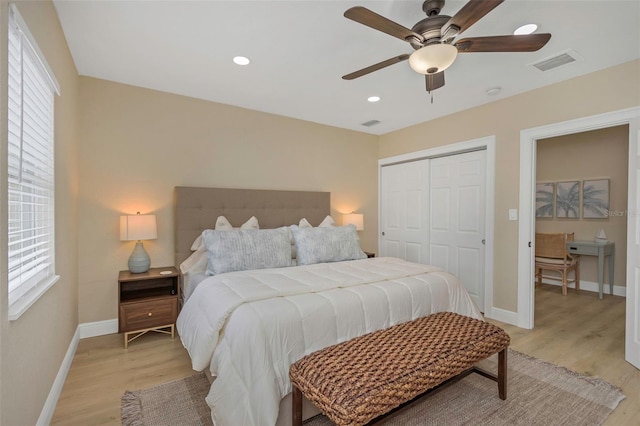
[[498, 348, 507, 400], [292, 385, 303, 426]]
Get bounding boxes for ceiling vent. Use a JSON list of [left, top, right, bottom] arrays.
[[361, 119, 381, 127], [531, 50, 580, 72]]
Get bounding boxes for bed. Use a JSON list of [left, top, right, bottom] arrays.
[[174, 186, 482, 426]]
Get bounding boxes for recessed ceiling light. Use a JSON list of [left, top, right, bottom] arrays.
[[514, 24, 538, 35], [233, 56, 250, 66], [486, 87, 502, 96], [367, 96, 381, 103]]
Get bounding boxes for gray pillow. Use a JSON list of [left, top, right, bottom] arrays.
[[203, 227, 292, 275], [290, 224, 367, 265]]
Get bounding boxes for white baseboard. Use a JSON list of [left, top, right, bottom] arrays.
[[37, 327, 80, 426], [79, 318, 118, 339], [484, 306, 518, 326], [539, 278, 626, 297], [484, 280, 626, 331], [38, 319, 118, 424]]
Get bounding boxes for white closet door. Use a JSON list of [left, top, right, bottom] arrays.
[[626, 117, 640, 370], [429, 150, 486, 311], [380, 160, 430, 263]]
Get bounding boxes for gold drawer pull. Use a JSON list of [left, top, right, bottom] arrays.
[[148, 312, 153, 317]]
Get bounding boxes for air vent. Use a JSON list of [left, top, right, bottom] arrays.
[[531, 50, 580, 72], [361, 120, 380, 127]]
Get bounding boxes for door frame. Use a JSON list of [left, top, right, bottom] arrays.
[[378, 135, 496, 316], [517, 106, 640, 329]]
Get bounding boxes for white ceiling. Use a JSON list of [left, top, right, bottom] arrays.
[[52, 0, 640, 135]]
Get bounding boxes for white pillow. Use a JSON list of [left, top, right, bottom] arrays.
[[179, 249, 209, 275], [214, 215, 233, 230], [239, 215, 259, 230], [290, 224, 366, 265], [298, 218, 312, 228], [318, 215, 335, 227], [204, 227, 292, 275], [297, 216, 334, 228], [190, 216, 260, 251]]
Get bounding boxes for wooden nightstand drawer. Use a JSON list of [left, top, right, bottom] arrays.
[[119, 297, 177, 333]]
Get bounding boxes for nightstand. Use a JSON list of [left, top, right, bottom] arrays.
[[365, 251, 376, 258], [118, 266, 180, 348]]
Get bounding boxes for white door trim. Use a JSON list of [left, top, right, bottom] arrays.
[[378, 136, 496, 317], [517, 106, 640, 329]]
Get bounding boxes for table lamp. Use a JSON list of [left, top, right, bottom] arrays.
[[120, 212, 157, 273], [343, 213, 364, 231]]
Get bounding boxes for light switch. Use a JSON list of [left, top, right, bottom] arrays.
[[509, 209, 518, 221]]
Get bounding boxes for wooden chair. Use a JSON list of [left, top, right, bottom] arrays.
[[535, 233, 580, 296]]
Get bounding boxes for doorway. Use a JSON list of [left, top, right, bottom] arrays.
[[534, 126, 628, 297], [517, 106, 640, 369]]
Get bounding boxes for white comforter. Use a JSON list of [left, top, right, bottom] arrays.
[[177, 257, 482, 426]]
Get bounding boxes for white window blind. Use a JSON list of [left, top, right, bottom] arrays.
[[7, 4, 59, 313]]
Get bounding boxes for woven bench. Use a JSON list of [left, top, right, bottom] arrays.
[[289, 311, 510, 426]]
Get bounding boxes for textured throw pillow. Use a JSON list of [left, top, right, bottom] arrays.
[[190, 216, 260, 251], [291, 216, 336, 260], [290, 224, 366, 265], [203, 227, 292, 275]]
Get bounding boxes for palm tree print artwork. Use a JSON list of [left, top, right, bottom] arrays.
[[583, 179, 609, 218], [556, 181, 580, 218], [536, 183, 554, 218]]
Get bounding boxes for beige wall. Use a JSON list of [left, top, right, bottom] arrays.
[[0, 2, 636, 421], [0, 1, 79, 425], [379, 59, 640, 312], [77, 77, 379, 323], [536, 125, 628, 287]]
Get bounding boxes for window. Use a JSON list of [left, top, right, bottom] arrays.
[[7, 4, 60, 319]]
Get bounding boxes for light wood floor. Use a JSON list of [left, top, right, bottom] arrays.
[[52, 284, 639, 425]]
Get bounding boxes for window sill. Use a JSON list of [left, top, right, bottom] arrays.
[[8, 275, 60, 321]]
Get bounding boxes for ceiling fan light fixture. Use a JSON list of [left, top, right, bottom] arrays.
[[514, 23, 538, 35], [408, 43, 457, 75], [233, 56, 250, 66]]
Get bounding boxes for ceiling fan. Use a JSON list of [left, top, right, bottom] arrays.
[[342, 0, 551, 95]]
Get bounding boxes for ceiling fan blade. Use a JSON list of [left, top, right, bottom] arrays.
[[344, 6, 424, 43], [441, 0, 504, 40], [342, 54, 410, 80], [455, 34, 552, 52], [425, 72, 445, 92]]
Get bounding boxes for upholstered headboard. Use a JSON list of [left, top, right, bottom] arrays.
[[174, 186, 330, 266]]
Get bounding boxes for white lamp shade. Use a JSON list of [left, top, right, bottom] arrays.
[[409, 43, 458, 75], [343, 213, 364, 231], [120, 214, 157, 241]]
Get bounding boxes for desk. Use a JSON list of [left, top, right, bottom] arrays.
[[566, 240, 615, 299]]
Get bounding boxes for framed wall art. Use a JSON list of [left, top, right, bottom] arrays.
[[555, 180, 580, 219], [535, 182, 555, 218], [582, 179, 609, 219]]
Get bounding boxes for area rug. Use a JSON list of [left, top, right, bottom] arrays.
[[121, 373, 213, 426], [121, 349, 624, 426]]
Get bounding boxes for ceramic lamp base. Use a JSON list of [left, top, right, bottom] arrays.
[[128, 241, 151, 273]]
